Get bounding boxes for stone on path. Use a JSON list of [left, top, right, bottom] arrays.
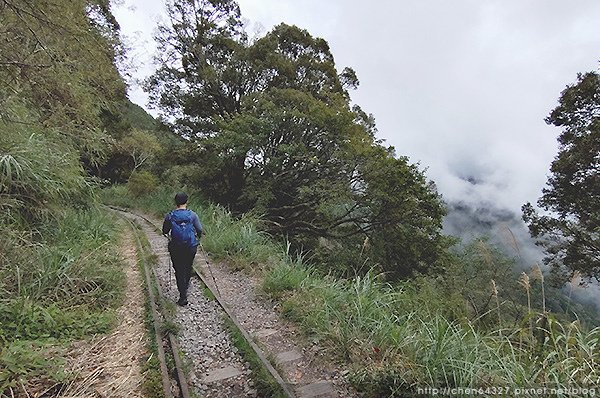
[[297, 381, 335, 398], [254, 328, 278, 338], [275, 349, 303, 363], [202, 366, 243, 383]]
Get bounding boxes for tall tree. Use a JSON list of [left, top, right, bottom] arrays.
[[523, 72, 600, 282], [146, 0, 251, 203], [352, 146, 449, 278], [222, 88, 358, 236], [146, 2, 360, 207], [148, 1, 450, 278], [147, 0, 247, 125], [248, 23, 357, 101]]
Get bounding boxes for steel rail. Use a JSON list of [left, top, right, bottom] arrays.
[[112, 206, 295, 398], [113, 208, 190, 398]]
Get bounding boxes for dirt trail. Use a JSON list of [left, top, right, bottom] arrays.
[[59, 225, 146, 398], [135, 210, 358, 398]]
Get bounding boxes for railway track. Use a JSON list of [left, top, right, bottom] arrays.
[[116, 209, 191, 398], [112, 207, 356, 398]]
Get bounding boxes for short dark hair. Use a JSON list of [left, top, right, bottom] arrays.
[[174, 192, 188, 206]]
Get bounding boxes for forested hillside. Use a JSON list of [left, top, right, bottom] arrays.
[[0, 1, 163, 395], [1, 0, 598, 396]]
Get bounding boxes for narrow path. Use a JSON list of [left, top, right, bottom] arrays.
[[130, 210, 358, 398], [131, 213, 257, 398], [60, 223, 146, 397], [201, 260, 358, 398]]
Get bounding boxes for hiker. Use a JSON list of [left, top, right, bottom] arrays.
[[162, 192, 203, 306]]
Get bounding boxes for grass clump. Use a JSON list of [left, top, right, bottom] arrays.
[[262, 254, 313, 299], [0, 207, 125, 395]]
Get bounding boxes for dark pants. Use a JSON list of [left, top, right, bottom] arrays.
[[168, 242, 197, 300]]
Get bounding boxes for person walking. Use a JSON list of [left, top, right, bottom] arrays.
[[162, 192, 203, 306]]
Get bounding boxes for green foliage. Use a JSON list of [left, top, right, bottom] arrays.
[[0, 340, 66, 394], [96, 100, 173, 183], [121, 101, 160, 132], [248, 23, 354, 100], [223, 88, 357, 236], [105, 185, 283, 269], [523, 71, 600, 281], [0, 207, 125, 392], [0, 0, 127, 164], [1, 208, 124, 307], [262, 256, 313, 299], [264, 262, 600, 395], [120, 128, 163, 172], [200, 207, 277, 269], [0, 298, 114, 342], [0, 109, 92, 223], [98, 184, 131, 208], [127, 171, 159, 198], [148, 0, 450, 278], [147, 0, 245, 127], [0, 0, 135, 392], [345, 145, 451, 279], [435, 239, 521, 324]]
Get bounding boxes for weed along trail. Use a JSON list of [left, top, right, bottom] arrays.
[[61, 223, 146, 397], [115, 208, 357, 398]]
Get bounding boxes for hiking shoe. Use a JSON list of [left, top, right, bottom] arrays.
[[177, 298, 188, 306]]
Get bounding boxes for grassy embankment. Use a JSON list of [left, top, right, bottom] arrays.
[[0, 207, 126, 396], [103, 186, 600, 397]]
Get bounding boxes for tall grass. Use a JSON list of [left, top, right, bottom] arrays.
[[265, 265, 600, 396], [101, 185, 600, 396], [0, 207, 124, 393], [1, 208, 123, 308], [0, 119, 91, 224]]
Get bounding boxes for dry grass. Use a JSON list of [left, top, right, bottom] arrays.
[[58, 229, 147, 398]]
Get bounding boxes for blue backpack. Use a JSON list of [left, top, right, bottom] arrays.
[[169, 210, 197, 247]]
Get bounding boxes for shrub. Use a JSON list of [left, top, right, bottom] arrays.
[[127, 171, 158, 198]]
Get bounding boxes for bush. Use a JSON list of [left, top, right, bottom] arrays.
[[127, 171, 158, 198]]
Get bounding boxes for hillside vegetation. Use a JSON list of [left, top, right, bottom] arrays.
[[104, 187, 600, 397], [0, 1, 158, 394], [1, 0, 598, 396]]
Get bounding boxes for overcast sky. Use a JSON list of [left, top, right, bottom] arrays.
[[113, 0, 600, 215]]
